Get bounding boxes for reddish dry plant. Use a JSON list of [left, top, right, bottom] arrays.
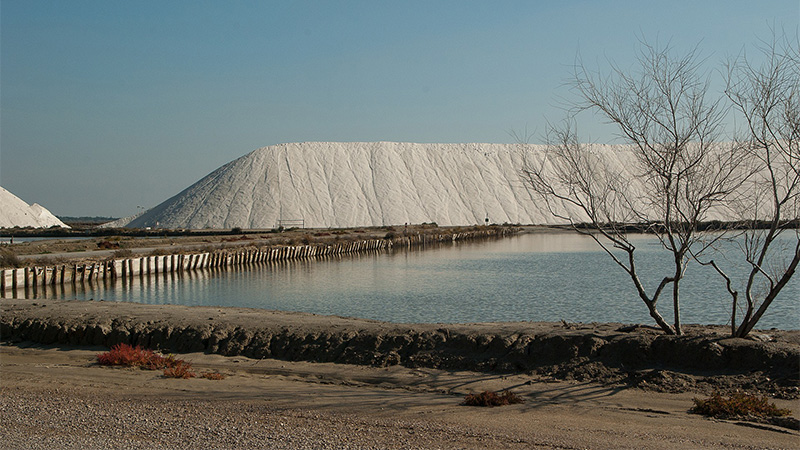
[[200, 372, 226, 380], [163, 360, 195, 379], [99, 344, 225, 381], [691, 392, 792, 418], [97, 343, 179, 370], [463, 390, 524, 407]]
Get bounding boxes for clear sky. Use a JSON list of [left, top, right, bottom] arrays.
[[1, 1, 798, 217]]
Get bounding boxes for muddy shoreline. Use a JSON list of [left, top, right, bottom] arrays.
[[2, 299, 797, 398]]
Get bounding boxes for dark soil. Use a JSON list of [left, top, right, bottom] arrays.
[[1, 298, 797, 399]]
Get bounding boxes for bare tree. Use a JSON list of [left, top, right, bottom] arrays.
[[522, 42, 749, 335], [703, 32, 799, 338]]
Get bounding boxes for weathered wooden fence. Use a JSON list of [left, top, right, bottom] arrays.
[[1, 228, 515, 292]]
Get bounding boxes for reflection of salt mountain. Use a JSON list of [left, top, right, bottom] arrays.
[[0, 186, 69, 228], [115, 142, 728, 229]]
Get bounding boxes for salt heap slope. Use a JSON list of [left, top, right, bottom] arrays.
[[125, 142, 640, 229], [0, 186, 68, 229]]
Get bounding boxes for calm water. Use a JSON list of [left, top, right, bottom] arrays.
[[10, 233, 799, 329]]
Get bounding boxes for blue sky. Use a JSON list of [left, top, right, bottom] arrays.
[[1, 1, 798, 217]]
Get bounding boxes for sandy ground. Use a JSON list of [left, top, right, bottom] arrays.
[[2, 343, 798, 450]]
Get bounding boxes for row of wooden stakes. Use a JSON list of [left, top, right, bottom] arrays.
[[0, 228, 515, 291]]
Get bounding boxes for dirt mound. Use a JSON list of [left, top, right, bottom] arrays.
[[1, 299, 797, 397]]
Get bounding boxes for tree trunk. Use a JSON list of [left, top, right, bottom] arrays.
[[647, 303, 676, 335], [672, 263, 683, 335], [735, 244, 800, 337]]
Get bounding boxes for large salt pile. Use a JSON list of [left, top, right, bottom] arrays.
[[113, 142, 655, 229], [0, 186, 69, 228]]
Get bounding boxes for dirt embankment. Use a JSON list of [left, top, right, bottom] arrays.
[[1, 299, 798, 398]]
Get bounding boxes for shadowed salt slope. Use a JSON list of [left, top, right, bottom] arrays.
[[121, 142, 716, 229], [0, 186, 68, 229]]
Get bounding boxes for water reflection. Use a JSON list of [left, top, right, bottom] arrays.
[[5, 233, 798, 329]]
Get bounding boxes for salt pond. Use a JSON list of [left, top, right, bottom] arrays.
[[11, 232, 799, 329]]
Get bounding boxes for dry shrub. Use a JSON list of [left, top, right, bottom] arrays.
[[97, 343, 179, 370], [163, 360, 195, 379], [463, 390, 524, 407], [0, 248, 24, 268], [36, 256, 71, 265], [98, 344, 214, 381], [200, 372, 226, 380], [97, 240, 121, 249], [691, 392, 791, 418], [112, 248, 133, 258]]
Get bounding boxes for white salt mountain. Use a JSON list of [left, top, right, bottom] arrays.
[[117, 141, 726, 229], [0, 186, 69, 229]]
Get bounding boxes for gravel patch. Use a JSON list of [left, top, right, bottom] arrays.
[[0, 387, 539, 450]]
